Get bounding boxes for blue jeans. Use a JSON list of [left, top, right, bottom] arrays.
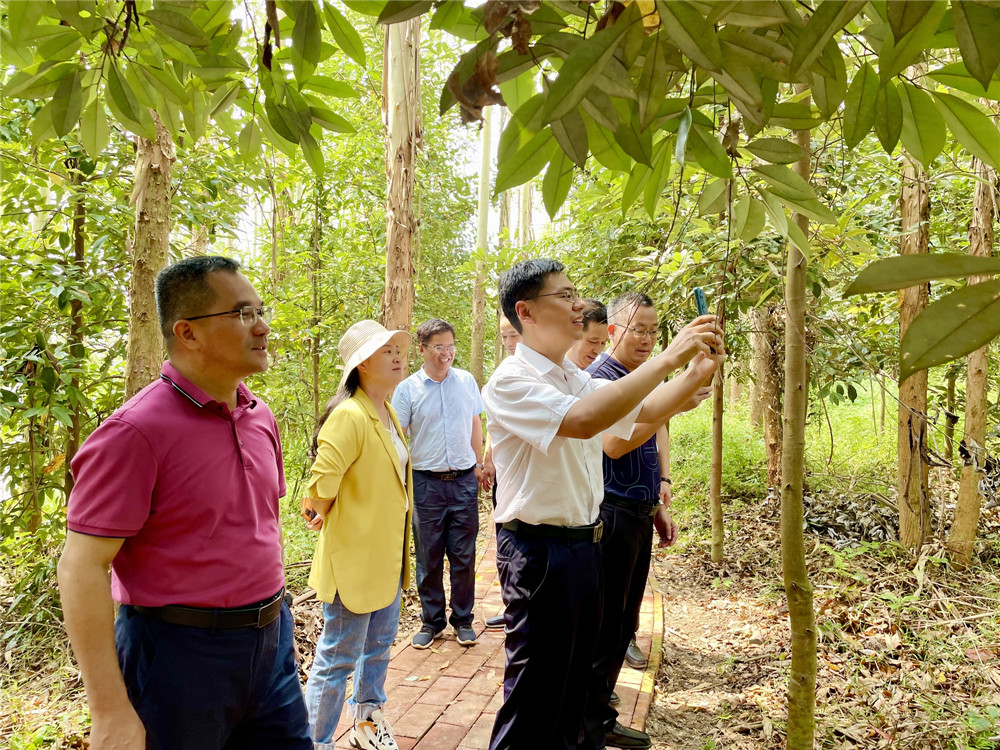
[[412, 471, 479, 631], [115, 602, 310, 750], [304, 586, 401, 746]]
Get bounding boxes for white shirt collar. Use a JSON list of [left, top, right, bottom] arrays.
[[515, 342, 585, 380]]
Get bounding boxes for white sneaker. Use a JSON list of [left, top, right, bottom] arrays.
[[349, 709, 398, 750]]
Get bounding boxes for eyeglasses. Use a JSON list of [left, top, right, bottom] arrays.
[[427, 345, 456, 354], [623, 325, 658, 340], [184, 306, 272, 327], [529, 290, 580, 303]]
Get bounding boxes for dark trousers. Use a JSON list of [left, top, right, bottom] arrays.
[[115, 602, 310, 750], [412, 471, 480, 630], [489, 528, 603, 750], [581, 498, 655, 749]]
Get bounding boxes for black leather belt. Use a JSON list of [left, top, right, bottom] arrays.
[[605, 492, 661, 517], [132, 587, 284, 630], [502, 519, 604, 543], [416, 467, 474, 481]]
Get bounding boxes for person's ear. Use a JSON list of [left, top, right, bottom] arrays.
[[515, 300, 534, 328], [171, 319, 199, 350]]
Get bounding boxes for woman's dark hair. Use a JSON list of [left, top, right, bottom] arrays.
[[309, 368, 360, 459]]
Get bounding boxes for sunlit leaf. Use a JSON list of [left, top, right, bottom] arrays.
[[745, 137, 807, 164], [79, 98, 109, 160], [951, 0, 1000, 90], [927, 61, 1000, 99], [789, 0, 865, 80], [733, 195, 766, 241], [843, 62, 878, 149], [550, 107, 588, 167], [878, 1, 946, 82], [697, 178, 727, 215], [900, 279, 1000, 380], [303, 76, 359, 99], [51, 68, 82, 137], [643, 135, 674, 218], [933, 92, 1000, 171], [542, 148, 574, 218], [291, 1, 322, 81], [638, 31, 671, 130], [898, 82, 946, 167], [146, 8, 210, 48], [495, 128, 556, 193], [622, 160, 651, 215], [687, 122, 731, 178], [377, 1, 434, 26], [656, 0, 722, 71], [844, 254, 1000, 295], [874, 81, 902, 152], [324, 2, 366, 66]]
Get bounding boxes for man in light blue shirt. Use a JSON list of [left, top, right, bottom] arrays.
[[392, 318, 485, 649]]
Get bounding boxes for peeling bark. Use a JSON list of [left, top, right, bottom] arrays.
[[470, 107, 492, 387]]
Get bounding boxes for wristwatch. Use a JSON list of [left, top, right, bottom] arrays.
[[475, 463, 484, 469], [660, 477, 672, 485]]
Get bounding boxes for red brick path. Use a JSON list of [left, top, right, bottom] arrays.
[[326, 536, 662, 749]]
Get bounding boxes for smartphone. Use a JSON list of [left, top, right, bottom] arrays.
[[300, 504, 318, 522], [694, 287, 708, 317]]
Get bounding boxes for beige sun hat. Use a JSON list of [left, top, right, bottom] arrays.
[[338, 319, 411, 389]]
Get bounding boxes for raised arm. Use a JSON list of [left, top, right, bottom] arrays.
[[58, 531, 145, 750]]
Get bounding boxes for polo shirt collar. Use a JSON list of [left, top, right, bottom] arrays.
[[160, 361, 256, 411], [420, 365, 453, 384], [516, 342, 585, 379]]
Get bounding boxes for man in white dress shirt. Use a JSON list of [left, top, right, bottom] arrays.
[[481, 259, 721, 750]]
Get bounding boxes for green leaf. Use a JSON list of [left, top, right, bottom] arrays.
[[697, 178, 728, 215], [613, 99, 653, 166], [674, 106, 692, 168], [3, 61, 75, 100], [952, 0, 1000, 90], [51, 68, 83, 137], [377, 1, 434, 25], [542, 148, 574, 219], [499, 71, 536, 113], [310, 106, 355, 133], [323, 2, 366, 66], [79, 99, 109, 160], [789, 0, 865, 80], [933, 92, 1000, 171], [146, 8, 210, 48], [497, 94, 544, 164], [710, 1, 789, 27], [899, 278, 1000, 380], [878, 1, 947, 82], [209, 81, 241, 117], [874, 81, 902, 152], [844, 254, 1000, 295], [622, 161, 651, 215], [30, 101, 56, 145], [751, 164, 815, 201], [843, 61, 878, 149], [785, 216, 811, 259], [7, 0, 45, 45], [687, 124, 732, 178], [898, 82, 946, 168], [300, 129, 325, 176], [542, 21, 632, 124], [255, 111, 298, 157], [302, 76, 359, 98], [585, 115, 629, 172], [643, 136, 674, 218], [656, 0, 722, 71], [733, 195, 766, 242], [744, 137, 807, 164], [927, 61, 1000, 99], [581, 87, 619, 131], [238, 118, 263, 163], [154, 90, 183, 140], [37, 28, 84, 61], [768, 101, 822, 130], [810, 39, 847, 117], [888, 1, 933, 40], [495, 129, 556, 193], [106, 63, 154, 138], [183, 89, 208, 144], [292, 1, 322, 81], [717, 28, 793, 82], [137, 64, 191, 106], [550, 107, 588, 168], [758, 188, 787, 234], [638, 31, 671, 130]]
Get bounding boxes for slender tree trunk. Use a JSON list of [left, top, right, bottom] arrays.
[[518, 182, 532, 246], [897, 151, 931, 551], [948, 155, 995, 567], [944, 371, 957, 462], [310, 178, 324, 423], [781, 89, 816, 750], [762, 305, 783, 488], [710, 362, 724, 562], [728, 371, 742, 404], [65, 160, 86, 497], [125, 112, 175, 400], [496, 132, 511, 367], [470, 107, 492, 386], [749, 306, 767, 427], [380, 17, 421, 334]]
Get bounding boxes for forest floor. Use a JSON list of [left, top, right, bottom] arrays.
[[3, 499, 1000, 749]]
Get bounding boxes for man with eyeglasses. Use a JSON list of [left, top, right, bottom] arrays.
[[482, 260, 721, 750], [581, 291, 714, 750], [392, 318, 485, 649], [57, 256, 310, 750]]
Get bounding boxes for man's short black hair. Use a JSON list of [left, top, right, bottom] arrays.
[[580, 298, 607, 329], [155, 255, 242, 342], [607, 291, 654, 325], [498, 258, 565, 333], [416, 318, 455, 346]]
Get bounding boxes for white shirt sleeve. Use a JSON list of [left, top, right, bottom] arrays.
[[589, 377, 641, 441], [484, 373, 576, 456]]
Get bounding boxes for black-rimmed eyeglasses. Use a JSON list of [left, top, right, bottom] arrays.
[[184, 306, 272, 327], [528, 290, 580, 303]]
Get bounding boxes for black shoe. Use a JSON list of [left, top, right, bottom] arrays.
[[411, 625, 444, 649], [455, 625, 477, 646], [609, 690, 620, 706], [605, 722, 651, 749], [485, 613, 505, 630], [624, 638, 647, 670]]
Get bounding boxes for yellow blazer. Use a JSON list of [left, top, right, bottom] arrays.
[[307, 389, 412, 614]]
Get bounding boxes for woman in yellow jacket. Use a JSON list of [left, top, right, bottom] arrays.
[[303, 320, 412, 750]]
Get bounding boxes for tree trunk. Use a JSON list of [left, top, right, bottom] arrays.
[[749, 306, 767, 427], [762, 305, 783, 489], [948, 155, 995, 567], [470, 107, 492, 386], [124, 112, 175, 401], [944, 370, 957, 462], [710, 362, 724, 562], [380, 17, 421, 334], [781, 89, 817, 750], [518, 182, 532, 246], [65, 160, 86, 497], [897, 151, 932, 551], [310, 178, 324, 422]]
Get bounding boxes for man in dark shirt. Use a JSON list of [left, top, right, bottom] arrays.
[[582, 291, 714, 750]]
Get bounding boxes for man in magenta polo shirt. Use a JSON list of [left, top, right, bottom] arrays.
[[57, 256, 310, 750]]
